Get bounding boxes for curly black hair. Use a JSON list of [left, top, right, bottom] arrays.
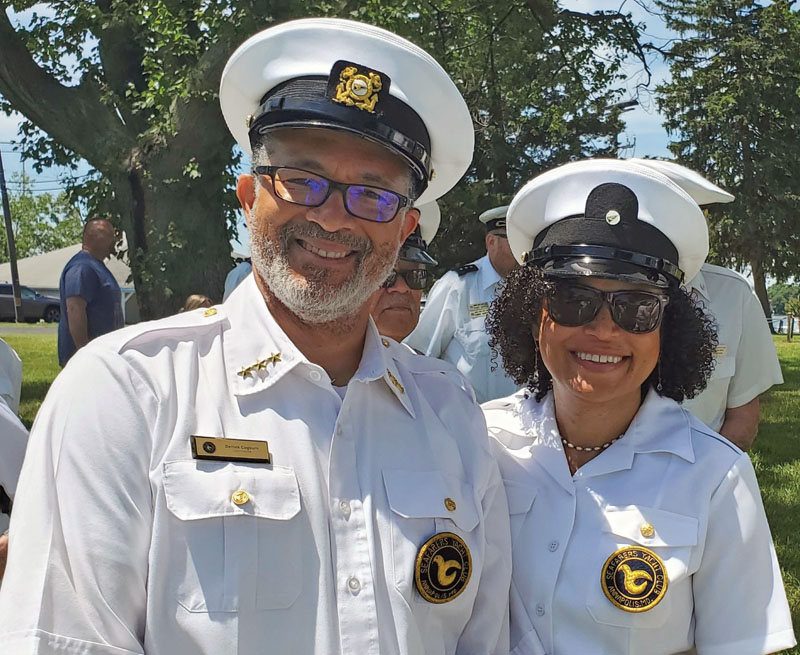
[[486, 265, 718, 402]]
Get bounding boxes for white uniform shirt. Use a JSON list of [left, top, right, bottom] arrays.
[[684, 264, 783, 431], [0, 397, 28, 499], [0, 275, 511, 655], [484, 390, 796, 655], [406, 254, 518, 403], [0, 337, 22, 414]]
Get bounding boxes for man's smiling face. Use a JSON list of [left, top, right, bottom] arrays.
[[237, 127, 419, 324]]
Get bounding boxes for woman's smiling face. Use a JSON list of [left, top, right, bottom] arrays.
[[536, 277, 662, 406]]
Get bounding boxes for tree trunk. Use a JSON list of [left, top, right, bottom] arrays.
[[750, 258, 775, 333]]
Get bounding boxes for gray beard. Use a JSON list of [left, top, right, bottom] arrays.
[[251, 218, 398, 324]]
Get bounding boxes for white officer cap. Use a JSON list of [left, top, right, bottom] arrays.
[[627, 158, 734, 206], [220, 18, 474, 205], [400, 201, 439, 266], [479, 205, 509, 232], [507, 159, 708, 286]]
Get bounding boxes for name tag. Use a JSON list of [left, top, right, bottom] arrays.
[[468, 302, 489, 319], [191, 436, 271, 464], [714, 345, 728, 358]]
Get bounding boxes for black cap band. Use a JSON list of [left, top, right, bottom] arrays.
[[249, 72, 431, 196]]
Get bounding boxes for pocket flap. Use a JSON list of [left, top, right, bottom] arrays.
[[164, 460, 301, 521], [504, 480, 537, 515], [383, 469, 479, 531], [602, 506, 698, 547], [712, 354, 736, 380]]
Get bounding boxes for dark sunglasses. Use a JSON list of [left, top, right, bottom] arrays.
[[546, 283, 669, 334], [254, 166, 411, 223], [382, 268, 429, 290]]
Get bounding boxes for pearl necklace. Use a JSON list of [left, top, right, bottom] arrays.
[[561, 435, 623, 452]]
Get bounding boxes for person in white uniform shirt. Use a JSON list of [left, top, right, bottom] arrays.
[[628, 158, 783, 449], [0, 337, 22, 414], [483, 159, 795, 655], [0, 19, 511, 655], [406, 205, 519, 402], [0, 397, 28, 580]]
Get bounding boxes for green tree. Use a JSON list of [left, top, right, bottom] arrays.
[[0, 1, 646, 316], [655, 0, 800, 327], [767, 281, 800, 315], [0, 173, 83, 262]]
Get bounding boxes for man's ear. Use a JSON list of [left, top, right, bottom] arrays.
[[236, 174, 256, 228], [400, 207, 420, 242]]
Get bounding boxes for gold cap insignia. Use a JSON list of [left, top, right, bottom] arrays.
[[328, 60, 387, 114], [415, 532, 472, 603], [602, 547, 668, 612], [605, 209, 621, 225]]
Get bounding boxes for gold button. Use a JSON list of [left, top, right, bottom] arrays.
[[204, 308, 217, 317], [640, 523, 654, 538], [232, 490, 250, 506], [444, 497, 457, 512], [381, 338, 390, 348]]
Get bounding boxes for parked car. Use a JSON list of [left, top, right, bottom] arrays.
[[0, 284, 60, 323]]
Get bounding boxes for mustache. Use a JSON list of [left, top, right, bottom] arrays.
[[280, 220, 373, 255]]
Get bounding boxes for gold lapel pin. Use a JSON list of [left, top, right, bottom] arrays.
[[387, 370, 405, 394]]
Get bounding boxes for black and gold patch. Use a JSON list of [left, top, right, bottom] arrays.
[[327, 60, 389, 113], [415, 532, 472, 604], [601, 546, 668, 612]]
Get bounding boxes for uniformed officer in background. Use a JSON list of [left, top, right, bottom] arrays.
[[371, 201, 439, 343], [628, 158, 783, 450], [0, 18, 511, 655], [407, 205, 519, 403]]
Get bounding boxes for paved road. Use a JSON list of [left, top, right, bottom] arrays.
[[0, 323, 58, 335]]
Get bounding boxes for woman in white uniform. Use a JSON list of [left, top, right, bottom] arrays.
[[484, 159, 796, 655]]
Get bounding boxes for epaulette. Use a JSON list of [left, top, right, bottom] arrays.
[[456, 264, 478, 276]]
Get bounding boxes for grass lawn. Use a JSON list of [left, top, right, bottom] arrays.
[[2, 330, 800, 648]]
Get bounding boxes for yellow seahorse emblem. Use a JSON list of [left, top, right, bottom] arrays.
[[619, 563, 653, 595], [433, 554, 462, 586]]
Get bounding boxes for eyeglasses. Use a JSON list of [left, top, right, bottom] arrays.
[[254, 166, 411, 223], [382, 268, 429, 290], [546, 283, 669, 334]]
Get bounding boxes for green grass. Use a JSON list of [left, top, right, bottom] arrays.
[[2, 330, 800, 647]]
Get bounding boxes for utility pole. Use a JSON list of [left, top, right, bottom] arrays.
[[0, 149, 24, 322]]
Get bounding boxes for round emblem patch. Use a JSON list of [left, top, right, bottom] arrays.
[[415, 532, 472, 604], [202, 441, 216, 454], [602, 547, 668, 612]]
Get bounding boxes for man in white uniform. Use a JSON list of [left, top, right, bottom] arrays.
[[0, 19, 511, 655], [629, 159, 783, 449], [0, 397, 28, 580], [407, 205, 519, 403], [0, 337, 22, 414]]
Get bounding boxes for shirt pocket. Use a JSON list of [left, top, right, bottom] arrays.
[[382, 469, 480, 605], [453, 317, 488, 359], [504, 481, 537, 546], [586, 506, 698, 629], [163, 460, 303, 613]]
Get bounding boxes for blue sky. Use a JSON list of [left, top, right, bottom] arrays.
[[0, 0, 676, 254]]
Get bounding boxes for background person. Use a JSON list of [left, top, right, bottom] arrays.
[[371, 201, 439, 342], [0, 19, 511, 655], [484, 159, 795, 655], [57, 217, 123, 366], [0, 397, 29, 581], [407, 205, 519, 403], [0, 337, 22, 414], [628, 158, 783, 450], [180, 294, 213, 312]]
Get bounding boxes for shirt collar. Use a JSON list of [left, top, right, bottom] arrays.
[[686, 267, 709, 301], [500, 388, 695, 486], [223, 276, 415, 417], [476, 254, 503, 291]]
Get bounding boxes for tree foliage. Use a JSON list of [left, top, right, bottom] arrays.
[[655, 0, 800, 320], [0, 173, 83, 263], [768, 281, 800, 315], [0, 0, 647, 316]]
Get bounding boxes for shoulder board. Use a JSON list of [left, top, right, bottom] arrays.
[[456, 264, 479, 276], [117, 305, 226, 353]]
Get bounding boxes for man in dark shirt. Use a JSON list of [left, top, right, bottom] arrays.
[[57, 218, 123, 366]]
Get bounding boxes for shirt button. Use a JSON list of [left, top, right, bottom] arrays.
[[548, 540, 559, 552], [347, 576, 361, 595], [536, 603, 546, 616], [339, 500, 351, 516], [640, 523, 655, 538], [231, 490, 249, 506], [309, 370, 322, 382]]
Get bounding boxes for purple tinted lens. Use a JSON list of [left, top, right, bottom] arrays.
[[347, 186, 400, 222]]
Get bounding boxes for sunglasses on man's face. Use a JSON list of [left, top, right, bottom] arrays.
[[546, 283, 669, 334], [382, 268, 429, 290]]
